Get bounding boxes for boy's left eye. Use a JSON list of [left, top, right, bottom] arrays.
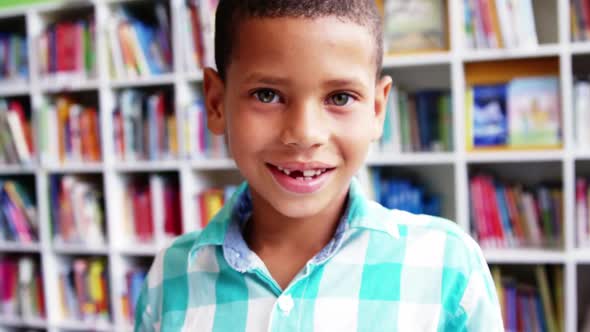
[[328, 93, 354, 106]]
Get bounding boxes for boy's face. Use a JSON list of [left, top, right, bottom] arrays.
[[205, 16, 391, 219]]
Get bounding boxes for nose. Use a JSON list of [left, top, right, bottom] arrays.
[[279, 101, 328, 150]]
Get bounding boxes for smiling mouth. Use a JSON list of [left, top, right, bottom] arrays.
[[266, 163, 335, 180]]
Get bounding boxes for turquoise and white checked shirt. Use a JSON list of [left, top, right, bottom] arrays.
[[135, 179, 503, 331]]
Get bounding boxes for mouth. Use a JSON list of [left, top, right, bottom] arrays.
[[266, 162, 336, 194]]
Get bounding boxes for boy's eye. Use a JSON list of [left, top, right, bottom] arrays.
[[254, 89, 280, 103], [328, 93, 353, 106]]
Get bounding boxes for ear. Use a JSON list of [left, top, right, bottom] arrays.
[[371, 75, 393, 141], [203, 67, 226, 135]]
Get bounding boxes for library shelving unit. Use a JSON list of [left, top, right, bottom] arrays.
[[0, 0, 587, 331]]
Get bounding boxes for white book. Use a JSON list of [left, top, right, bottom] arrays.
[[6, 110, 31, 164], [107, 15, 125, 79], [18, 257, 34, 319], [494, 0, 516, 48], [199, 0, 217, 69], [575, 81, 590, 150], [83, 188, 104, 246], [150, 174, 165, 245], [69, 104, 82, 162], [45, 105, 58, 164], [514, 0, 538, 48], [521, 192, 542, 246], [183, 5, 200, 73]]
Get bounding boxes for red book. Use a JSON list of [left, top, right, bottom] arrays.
[[133, 183, 153, 242], [188, 3, 205, 68], [164, 183, 182, 236], [36, 274, 46, 317], [55, 22, 77, 72], [483, 176, 505, 247]]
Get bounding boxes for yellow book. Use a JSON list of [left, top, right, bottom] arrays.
[[553, 266, 564, 332], [491, 266, 504, 322], [88, 259, 105, 310], [168, 117, 178, 156], [535, 265, 557, 332]]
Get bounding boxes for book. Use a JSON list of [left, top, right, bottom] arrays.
[[183, 92, 228, 159], [0, 33, 28, 81], [471, 84, 508, 147], [198, 186, 237, 228], [0, 99, 34, 165], [383, 0, 446, 53], [0, 180, 37, 243], [0, 256, 45, 319], [507, 76, 561, 148], [574, 80, 590, 149]]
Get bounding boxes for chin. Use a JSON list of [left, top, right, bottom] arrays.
[[269, 196, 330, 220]]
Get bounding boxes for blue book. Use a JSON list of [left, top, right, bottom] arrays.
[[0, 190, 19, 241], [370, 168, 382, 204], [131, 19, 163, 75], [495, 184, 513, 242], [49, 175, 61, 237], [19, 36, 28, 78], [130, 270, 147, 315], [534, 293, 548, 332], [415, 91, 439, 150], [49, 25, 56, 73], [472, 84, 508, 147], [504, 283, 517, 331]]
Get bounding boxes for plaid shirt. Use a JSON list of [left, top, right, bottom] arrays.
[[135, 179, 503, 331]]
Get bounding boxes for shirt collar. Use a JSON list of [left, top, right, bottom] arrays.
[[188, 177, 399, 268]]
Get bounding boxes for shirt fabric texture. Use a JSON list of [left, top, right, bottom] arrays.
[[134, 178, 503, 331]]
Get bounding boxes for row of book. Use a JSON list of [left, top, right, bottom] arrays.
[[50, 175, 105, 246], [574, 79, 590, 150], [492, 265, 563, 332], [41, 96, 102, 164], [466, 76, 561, 150], [121, 174, 182, 243], [183, 94, 227, 159], [470, 174, 563, 249], [379, 88, 453, 153], [575, 177, 590, 247], [571, 0, 590, 42], [38, 17, 96, 81], [113, 89, 177, 161], [198, 186, 236, 228], [0, 33, 28, 82], [0, 180, 37, 243], [58, 257, 110, 323], [0, 99, 34, 165], [120, 267, 147, 324], [181, 0, 217, 71], [368, 168, 442, 217], [0, 256, 45, 320], [108, 3, 172, 79], [464, 0, 538, 50]]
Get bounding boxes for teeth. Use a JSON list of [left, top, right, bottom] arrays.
[[304, 176, 312, 181], [303, 170, 316, 177]]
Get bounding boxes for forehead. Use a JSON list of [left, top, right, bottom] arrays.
[[228, 16, 377, 85]]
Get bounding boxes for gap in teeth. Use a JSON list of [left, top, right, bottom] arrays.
[[275, 165, 328, 178]]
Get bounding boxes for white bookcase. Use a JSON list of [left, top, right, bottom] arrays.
[[0, 0, 588, 331]]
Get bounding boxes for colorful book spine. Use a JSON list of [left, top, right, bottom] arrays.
[[0, 256, 45, 319], [0, 180, 37, 243], [121, 267, 148, 323], [197, 186, 237, 228], [470, 174, 563, 249], [0, 33, 28, 81], [183, 93, 228, 159], [0, 99, 34, 165]]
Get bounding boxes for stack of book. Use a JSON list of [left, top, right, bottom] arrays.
[[58, 258, 109, 323], [0, 180, 37, 243], [0, 256, 45, 320], [574, 79, 590, 150], [470, 174, 563, 249], [49, 175, 105, 246], [571, 0, 590, 42], [0, 32, 28, 82], [120, 266, 147, 324], [180, 0, 218, 71], [121, 174, 182, 244], [40, 96, 101, 164], [38, 17, 95, 80], [108, 2, 172, 78], [381, 0, 447, 54], [113, 89, 177, 161], [492, 265, 563, 332], [198, 186, 236, 228], [0, 99, 34, 165], [368, 168, 442, 216], [466, 76, 561, 150], [183, 93, 227, 159], [575, 177, 590, 247], [464, 0, 538, 50], [379, 87, 452, 153]]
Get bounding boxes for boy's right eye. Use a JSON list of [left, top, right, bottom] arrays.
[[253, 89, 280, 103]]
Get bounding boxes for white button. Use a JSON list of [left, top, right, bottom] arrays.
[[278, 294, 294, 314]]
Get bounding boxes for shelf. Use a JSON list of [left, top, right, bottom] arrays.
[[114, 160, 181, 172], [466, 150, 564, 163], [191, 158, 237, 170], [0, 315, 47, 329], [110, 73, 176, 88], [53, 242, 109, 255], [44, 162, 104, 173], [0, 80, 28, 96], [55, 319, 113, 332], [116, 243, 159, 256], [185, 71, 204, 82], [39, 76, 99, 93], [0, 241, 41, 253], [0, 164, 37, 175], [574, 249, 590, 263], [382, 52, 451, 68], [575, 151, 590, 160], [462, 44, 561, 62], [366, 152, 455, 166], [483, 248, 566, 264], [571, 42, 590, 55]]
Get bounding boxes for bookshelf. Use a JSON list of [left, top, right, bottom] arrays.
[[0, 0, 588, 331]]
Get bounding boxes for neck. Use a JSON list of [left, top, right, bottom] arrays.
[[245, 187, 349, 257]]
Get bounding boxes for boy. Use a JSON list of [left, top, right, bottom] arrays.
[[135, 0, 503, 331]]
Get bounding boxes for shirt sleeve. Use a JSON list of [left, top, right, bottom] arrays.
[[457, 238, 505, 332]]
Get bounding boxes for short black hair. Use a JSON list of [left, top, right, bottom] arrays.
[[214, 0, 383, 81]]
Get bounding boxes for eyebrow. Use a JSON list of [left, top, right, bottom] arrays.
[[323, 78, 367, 89], [242, 73, 290, 86]]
